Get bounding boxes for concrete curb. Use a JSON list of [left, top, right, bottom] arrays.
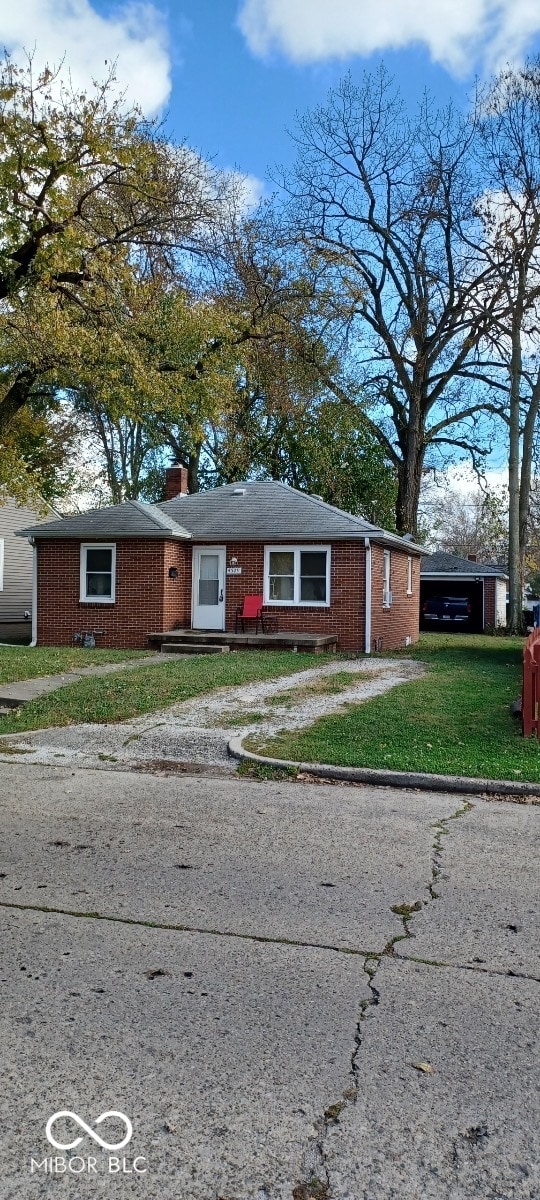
[[227, 735, 540, 798]]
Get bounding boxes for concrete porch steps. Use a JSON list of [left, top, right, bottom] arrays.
[[161, 643, 230, 655], [148, 630, 338, 653]]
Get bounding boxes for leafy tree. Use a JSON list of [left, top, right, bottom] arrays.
[[0, 398, 79, 505], [0, 53, 228, 464]]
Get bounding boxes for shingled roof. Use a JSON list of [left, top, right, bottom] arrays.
[[17, 499, 191, 540], [158, 481, 424, 548], [17, 481, 423, 551], [421, 551, 508, 577]]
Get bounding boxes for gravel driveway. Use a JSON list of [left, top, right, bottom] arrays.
[[0, 656, 424, 771]]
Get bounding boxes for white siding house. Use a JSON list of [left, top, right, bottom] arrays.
[[0, 497, 56, 639]]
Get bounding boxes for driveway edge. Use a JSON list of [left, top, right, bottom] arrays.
[[227, 735, 540, 798]]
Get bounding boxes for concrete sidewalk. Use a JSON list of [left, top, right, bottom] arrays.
[[0, 653, 166, 708], [0, 763, 538, 1199]]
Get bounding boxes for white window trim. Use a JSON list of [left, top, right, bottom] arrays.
[[80, 542, 116, 604], [407, 555, 413, 595], [0, 538, 4, 591], [383, 549, 392, 608], [264, 545, 331, 607]]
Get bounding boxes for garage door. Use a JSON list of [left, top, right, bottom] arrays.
[[420, 579, 484, 634]]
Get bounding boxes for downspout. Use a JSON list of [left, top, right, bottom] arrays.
[[29, 538, 37, 647], [364, 537, 372, 655]]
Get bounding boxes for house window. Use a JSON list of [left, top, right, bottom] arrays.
[[264, 546, 331, 606], [407, 555, 413, 595], [383, 549, 392, 607], [80, 543, 116, 603], [0, 538, 4, 590]]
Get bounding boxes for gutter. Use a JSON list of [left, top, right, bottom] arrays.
[[364, 537, 371, 654], [29, 538, 37, 647]]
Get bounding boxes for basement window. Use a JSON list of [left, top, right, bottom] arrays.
[[80, 543, 116, 603], [264, 546, 330, 606]]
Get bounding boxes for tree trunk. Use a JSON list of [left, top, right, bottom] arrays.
[[395, 419, 425, 535], [519, 368, 540, 574], [507, 320, 523, 634], [187, 446, 201, 493], [0, 369, 37, 435]]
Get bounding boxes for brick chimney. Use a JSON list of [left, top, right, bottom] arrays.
[[164, 465, 189, 500], [467, 553, 477, 562]]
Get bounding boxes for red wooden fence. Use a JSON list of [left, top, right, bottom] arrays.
[[522, 627, 540, 736]]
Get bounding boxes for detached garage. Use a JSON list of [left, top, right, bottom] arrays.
[[420, 552, 508, 633]]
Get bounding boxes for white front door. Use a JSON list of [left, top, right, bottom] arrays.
[[192, 546, 226, 630]]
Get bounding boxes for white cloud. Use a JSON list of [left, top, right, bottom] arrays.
[[237, 0, 540, 76], [0, 0, 171, 115], [235, 171, 265, 210]]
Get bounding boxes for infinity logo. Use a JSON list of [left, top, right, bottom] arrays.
[[45, 1110, 133, 1151]]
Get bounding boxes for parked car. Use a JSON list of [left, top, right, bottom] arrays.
[[422, 595, 471, 623]]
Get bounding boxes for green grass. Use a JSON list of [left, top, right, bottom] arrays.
[[246, 634, 540, 784], [0, 645, 149, 685], [0, 652, 330, 734]]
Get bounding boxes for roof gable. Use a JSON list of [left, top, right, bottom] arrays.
[[16, 499, 191, 540]]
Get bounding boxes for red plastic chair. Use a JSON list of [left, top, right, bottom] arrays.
[[235, 594, 264, 633]]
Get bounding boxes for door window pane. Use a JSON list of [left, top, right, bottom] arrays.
[[300, 551, 327, 602], [198, 554, 219, 605], [269, 551, 294, 601]]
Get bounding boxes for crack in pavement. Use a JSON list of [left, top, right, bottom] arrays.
[[1, 898, 535, 984], [292, 797, 477, 1199], [4, 798, 535, 1200], [394, 950, 540, 984], [0, 900, 376, 958]]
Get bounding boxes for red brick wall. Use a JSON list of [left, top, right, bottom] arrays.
[[163, 542, 192, 631], [36, 535, 421, 652], [219, 540, 366, 653], [370, 545, 420, 652], [484, 578, 495, 628], [37, 538, 176, 649]]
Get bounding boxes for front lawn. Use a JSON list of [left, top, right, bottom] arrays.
[[0, 645, 150, 686], [246, 634, 539, 783], [0, 651, 329, 734]]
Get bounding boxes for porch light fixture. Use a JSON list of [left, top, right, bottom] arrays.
[[168, 566, 179, 580], [230, 556, 238, 565]]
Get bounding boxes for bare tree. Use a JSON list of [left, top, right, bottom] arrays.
[[283, 69, 506, 534], [476, 62, 540, 630]]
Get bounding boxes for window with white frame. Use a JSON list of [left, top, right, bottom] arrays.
[[0, 538, 4, 590], [383, 549, 392, 607], [407, 555, 413, 595], [80, 543, 116, 603], [264, 546, 331, 606]]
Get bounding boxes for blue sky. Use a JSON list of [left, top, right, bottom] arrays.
[[2, 0, 540, 199]]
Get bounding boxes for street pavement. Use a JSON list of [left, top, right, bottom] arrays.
[[0, 762, 537, 1199]]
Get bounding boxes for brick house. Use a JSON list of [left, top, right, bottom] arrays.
[[17, 470, 423, 653]]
